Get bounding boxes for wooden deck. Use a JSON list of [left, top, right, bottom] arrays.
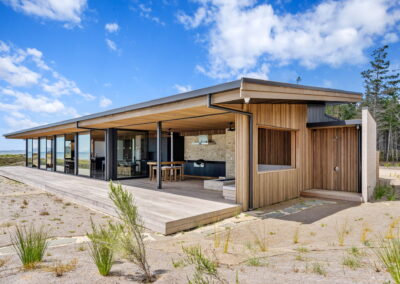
[[0, 167, 240, 235]]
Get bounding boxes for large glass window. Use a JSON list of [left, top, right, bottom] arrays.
[[46, 137, 53, 170], [65, 134, 75, 175], [56, 135, 65, 172], [258, 128, 296, 172], [39, 138, 46, 169], [27, 139, 32, 167], [117, 130, 148, 178], [78, 132, 90, 176], [32, 139, 38, 168], [91, 130, 105, 180]]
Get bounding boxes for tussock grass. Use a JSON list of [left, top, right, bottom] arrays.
[[182, 245, 224, 283], [10, 225, 49, 268], [246, 256, 268, 267], [250, 224, 268, 252], [171, 258, 185, 268], [342, 255, 361, 270], [213, 225, 220, 249], [311, 262, 327, 276], [360, 223, 372, 245], [295, 246, 309, 253], [375, 237, 400, 283], [386, 218, 400, 240], [336, 220, 350, 246], [223, 228, 231, 254], [293, 227, 300, 244], [87, 219, 116, 276]]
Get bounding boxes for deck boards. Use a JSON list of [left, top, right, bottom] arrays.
[[0, 167, 240, 235]]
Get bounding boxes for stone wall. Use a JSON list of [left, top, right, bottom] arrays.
[[184, 130, 235, 178]]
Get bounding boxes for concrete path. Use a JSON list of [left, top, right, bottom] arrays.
[[0, 167, 240, 235]]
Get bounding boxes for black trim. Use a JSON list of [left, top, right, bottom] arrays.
[[307, 119, 361, 128]]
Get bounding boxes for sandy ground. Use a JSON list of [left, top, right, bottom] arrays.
[[0, 173, 399, 283]]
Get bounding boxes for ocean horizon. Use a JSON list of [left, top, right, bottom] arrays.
[[0, 150, 25, 155]]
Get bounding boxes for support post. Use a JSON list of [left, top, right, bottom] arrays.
[[170, 131, 174, 162], [74, 133, 79, 176], [105, 128, 117, 181], [157, 121, 162, 189]]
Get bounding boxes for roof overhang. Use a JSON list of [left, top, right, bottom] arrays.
[[4, 77, 362, 139]]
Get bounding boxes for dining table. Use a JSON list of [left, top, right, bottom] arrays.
[[147, 161, 185, 181]]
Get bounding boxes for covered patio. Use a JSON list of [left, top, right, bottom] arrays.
[[0, 166, 240, 234]]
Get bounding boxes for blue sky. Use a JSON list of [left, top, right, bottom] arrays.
[[0, 0, 399, 150]]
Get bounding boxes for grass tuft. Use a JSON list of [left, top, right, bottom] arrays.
[[10, 225, 49, 268], [223, 228, 231, 254], [336, 220, 350, 246], [375, 236, 400, 283], [44, 259, 78, 277], [87, 219, 116, 276], [311, 262, 327, 276]]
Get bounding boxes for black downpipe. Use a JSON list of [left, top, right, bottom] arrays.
[[207, 94, 254, 210]]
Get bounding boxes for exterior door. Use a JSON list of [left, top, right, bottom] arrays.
[[312, 127, 359, 192]]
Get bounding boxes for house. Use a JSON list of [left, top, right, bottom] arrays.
[[4, 77, 377, 211]]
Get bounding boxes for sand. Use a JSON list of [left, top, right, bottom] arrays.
[[0, 172, 399, 283]]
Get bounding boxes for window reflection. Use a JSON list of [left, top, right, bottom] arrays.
[[27, 139, 32, 167], [46, 137, 53, 170], [78, 133, 90, 176], [32, 139, 38, 168], [56, 135, 65, 172], [65, 134, 75, 175], [117, 130, 148, 178], [39, 138, 46, 169]]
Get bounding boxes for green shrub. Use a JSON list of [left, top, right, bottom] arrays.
[[108, 182, 152, 282], [11, 225, 49, 268], [374, 185, 394, 200], [87, 219, 116, 276], [375, 237, 400, 283]]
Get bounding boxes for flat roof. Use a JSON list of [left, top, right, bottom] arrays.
[[4, 77, 362, 137]]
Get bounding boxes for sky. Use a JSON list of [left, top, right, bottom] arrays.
[[0, 0, 399, 150]]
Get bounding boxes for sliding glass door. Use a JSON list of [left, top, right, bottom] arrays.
[[78, 132, 90, 176], [56, 135, 65, 172], [39, 138, 46, 169], [27, 139, 32, 167], [65, 134, 75, 175], [90, 130, 105, 180], [46, 137, 53, 170], [32, 139, 38, 168], [116, 130, 148, 178]]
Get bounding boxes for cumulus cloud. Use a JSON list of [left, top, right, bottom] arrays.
[[0, 41, 97, 131], [177, 0, 400, 79], [105, 22, 119, 33], [0, 56, 41, 86], [99, 96, 112, 108], [1, 0, 88, 26], [174, 84, 192, 93]]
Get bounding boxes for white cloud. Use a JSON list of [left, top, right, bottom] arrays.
[[174, 84, 192, 93], [4, 116, 40, 129], [137, 4, 165, 25], [1, 0, 87, 25], [178, 0, 400, 79], [0, 56, 41, 86], [105, 39, 117, 51], [0, 41, 96, 131], [383, 32, 399, 44], [1, 88, 75, 114], [99, 96, 112, 108], [105, 22, 119, 33]]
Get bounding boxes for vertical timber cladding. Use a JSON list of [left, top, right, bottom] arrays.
[[312, 127, 359, 192], [235, 112, 249, 211], [235, 104, 313, 209]]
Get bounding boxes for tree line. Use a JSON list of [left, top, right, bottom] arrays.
[[326, 45, 400, 162]]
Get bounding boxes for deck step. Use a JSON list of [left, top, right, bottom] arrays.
[[301, 189, 363, 202]]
